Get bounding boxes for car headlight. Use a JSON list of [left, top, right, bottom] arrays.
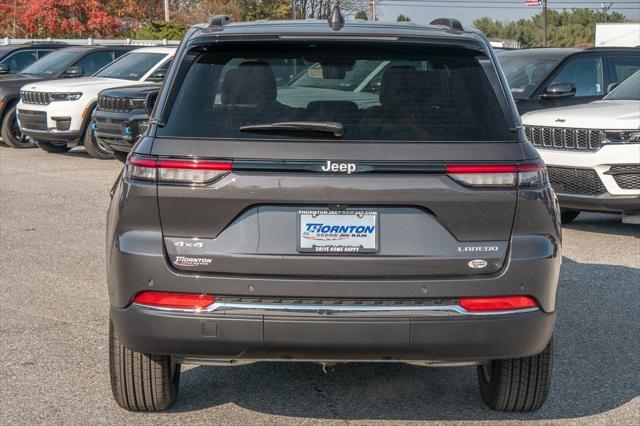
[[603, 130, 640, 144], [130, 97, 147, 109], [49, 92, 82, 102]]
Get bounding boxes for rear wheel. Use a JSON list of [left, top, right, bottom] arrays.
[[36, 139, 71, 153], [1, 104, 35, 148], [560, 209, 580, 224], [109, 319, 180, 411], [83, 119, 113, 159], [478, 337, 553, 412]]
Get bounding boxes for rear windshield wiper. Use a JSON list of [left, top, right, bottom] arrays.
[[239, 121, 343, 138]]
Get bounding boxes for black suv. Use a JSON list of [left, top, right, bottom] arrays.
[[497, 47, 640, 114], [107, 14, 561, 412], [93, 84, 161, 162], [0, 41, 67, 76], [0, 45, 135, 148]]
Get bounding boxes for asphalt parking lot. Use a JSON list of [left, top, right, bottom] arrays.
[[1, 146, 638, 425]]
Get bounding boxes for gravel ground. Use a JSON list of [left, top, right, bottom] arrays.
[[1, 146, 638, 425]]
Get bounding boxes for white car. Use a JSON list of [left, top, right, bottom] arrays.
[[522, 70, 640, 224], [17, 46, 175, 159]]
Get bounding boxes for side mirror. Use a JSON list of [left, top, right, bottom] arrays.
[[145, 92, 158, 116], [607, 82, 620, 94], [541, 82, 576, 99], [0, 63, 9, 75], [62, 66, 84, 78], [147, 69, 166, 82], [369, 79, 382, 94]]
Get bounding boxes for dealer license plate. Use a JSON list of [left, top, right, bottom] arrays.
[[297, 210, 378, 253]]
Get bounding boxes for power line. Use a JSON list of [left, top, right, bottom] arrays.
[[380, 0, 637, 3], [378, 2, 640, 9]]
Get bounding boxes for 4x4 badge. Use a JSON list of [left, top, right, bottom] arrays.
[[174, 241, 204, 248]]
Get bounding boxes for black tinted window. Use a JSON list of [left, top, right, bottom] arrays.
[[497, 52, 562, 98], [550, 56, 604, 97], [158, 43, 515, 142], [0, 50, 38, 72], [74, 50, 116, 76]]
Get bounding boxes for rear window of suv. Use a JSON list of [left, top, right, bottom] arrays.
[[157, 42, 515, 142]]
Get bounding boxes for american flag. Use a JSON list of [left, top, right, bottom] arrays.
[[525, 0, 542, 6]]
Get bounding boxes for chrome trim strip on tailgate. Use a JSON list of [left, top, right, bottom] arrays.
[[133, 302, 539, 317]]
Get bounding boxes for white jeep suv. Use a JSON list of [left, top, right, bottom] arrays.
[[522, 70, 640, 224], [17, 46, 175, 159]]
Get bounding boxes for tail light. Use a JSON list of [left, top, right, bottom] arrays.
[[459, 296, 537, 312], [446, 161, 547, 188], [133, 291, 215, 310], [126, 155, 232, 184]]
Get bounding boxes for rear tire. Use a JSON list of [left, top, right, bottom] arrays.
[[83, 120, 113, 159], [109, 319, 180, 411], [477, 337, 553, 412], [36, 139, 71, 153], [560, 209, 580, 224], [1, 104, 35, 148]]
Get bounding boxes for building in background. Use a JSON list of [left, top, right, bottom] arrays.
[[596, 23, 640, 47]]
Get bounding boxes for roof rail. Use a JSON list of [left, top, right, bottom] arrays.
[[430, 18, 463, 31], [209, 15, 230, 29]]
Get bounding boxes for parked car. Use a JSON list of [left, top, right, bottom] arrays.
[[107, 15, 561, 412], [497, 47, 640, 114], [0, 45, 135, 148], [522, 70, 640, 224], [0, 41, 68, 76], [18, 46, 175, 159], [92, 83, 161, 162]]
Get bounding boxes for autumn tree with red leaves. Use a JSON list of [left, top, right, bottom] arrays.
[[0, 0, 147, 38]]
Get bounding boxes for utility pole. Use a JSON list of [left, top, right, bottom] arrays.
[[368, 0, 377, 21], [164, 0, 170, 22], [542, 0, 548, 47], [602, 2, 613, 23], [292, 0, 296, 19]]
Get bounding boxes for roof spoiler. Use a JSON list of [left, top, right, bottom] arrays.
[[209, 15, 230, 29], [430, 18, 463, 31]]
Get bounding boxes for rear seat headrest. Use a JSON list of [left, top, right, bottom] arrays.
[[221, 61, 277, 105]]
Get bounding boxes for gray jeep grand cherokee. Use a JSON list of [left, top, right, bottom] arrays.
[[107, 13, 561, 412]]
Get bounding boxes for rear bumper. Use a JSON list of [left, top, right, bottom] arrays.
[[111, 303, 555, 363]]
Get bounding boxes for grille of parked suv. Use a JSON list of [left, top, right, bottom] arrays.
[[94, 117, 124, 136], [524, 126, 604, 151], [21, 91, 51, 105], [97, 95, 130, 112], [608, 165, 640, 190], [547, 166, 606, 196], [16, 109, 47, 130]]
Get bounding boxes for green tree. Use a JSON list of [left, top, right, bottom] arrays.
[[397, 14, 410, 22], [235, 0, 291, 21], [354, 10, 367, 20], [473, 9, 625, 47], [133, 20, 187, 40]]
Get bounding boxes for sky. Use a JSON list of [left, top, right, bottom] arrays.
[[374, 1, 640, 27]]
